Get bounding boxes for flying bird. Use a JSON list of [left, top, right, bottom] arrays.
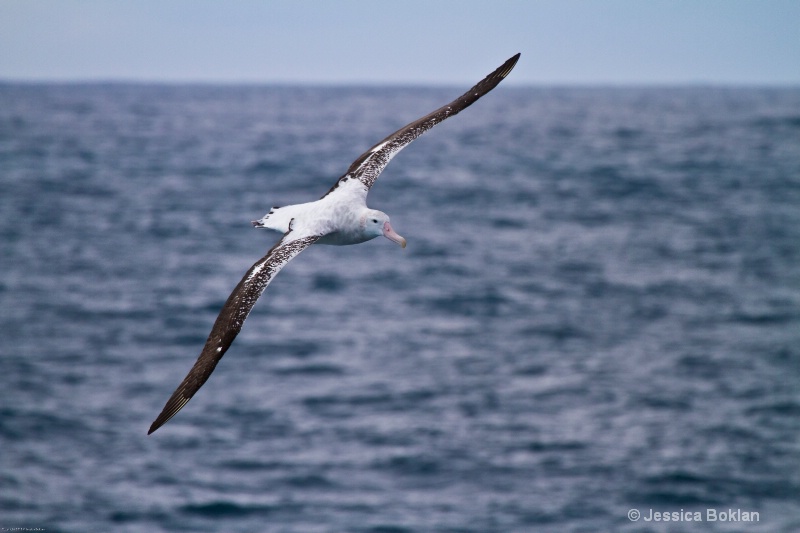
[[148, 53, 520, 434]]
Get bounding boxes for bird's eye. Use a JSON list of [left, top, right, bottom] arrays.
[[371, 219, 378, 223]]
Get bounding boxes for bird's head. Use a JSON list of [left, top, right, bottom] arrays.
[[363, 209, 406, 248]]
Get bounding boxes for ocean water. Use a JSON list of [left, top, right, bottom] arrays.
[[1, 83, 799, 533]]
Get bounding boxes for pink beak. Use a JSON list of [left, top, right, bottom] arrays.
[[383, 221, 407, 248]]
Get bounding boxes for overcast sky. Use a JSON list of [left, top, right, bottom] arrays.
[[1, 0, 798, 85]]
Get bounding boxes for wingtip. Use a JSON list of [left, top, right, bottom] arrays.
[[148, 413, 173, 435], [148, 395, 191, 435], [148, 418, 163, 435], [500, 53, 521, 77]]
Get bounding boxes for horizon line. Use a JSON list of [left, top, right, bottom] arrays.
[[2, 77, 799, 89]]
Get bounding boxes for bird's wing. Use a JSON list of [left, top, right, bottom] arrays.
[[148, 228, 320, 434], [323, 53, 520, 198]]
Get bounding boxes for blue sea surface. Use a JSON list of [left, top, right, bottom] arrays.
[[1, 83, 799, 532]]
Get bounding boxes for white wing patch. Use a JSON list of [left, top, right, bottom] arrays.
[[370, 139, 390, 153]]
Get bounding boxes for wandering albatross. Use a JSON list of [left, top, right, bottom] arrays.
[[148, 53, 520, 434]]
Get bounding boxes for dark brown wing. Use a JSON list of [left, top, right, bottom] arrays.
[[324, 53, 520, 197], [148, 232, 319, 434]]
